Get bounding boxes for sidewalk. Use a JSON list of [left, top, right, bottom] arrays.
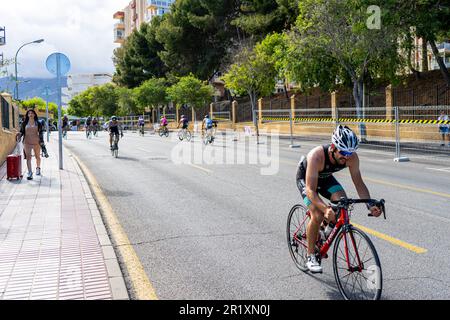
[[0, 139, 128, 300]]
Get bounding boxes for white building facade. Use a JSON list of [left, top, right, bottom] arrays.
[[62, 73, 112, 104]]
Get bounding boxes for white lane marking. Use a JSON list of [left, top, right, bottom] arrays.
[[188, 163, 212, 174]]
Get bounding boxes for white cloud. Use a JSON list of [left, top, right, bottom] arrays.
[[1, 0, 130, 78]]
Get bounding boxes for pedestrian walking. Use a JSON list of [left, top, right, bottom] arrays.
[[438, 110, 449, 146], [16, 109, 45, 180]]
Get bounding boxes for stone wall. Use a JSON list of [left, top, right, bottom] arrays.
[[0, 93, 20, 165]]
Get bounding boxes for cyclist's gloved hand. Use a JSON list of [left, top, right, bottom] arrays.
[[367, 201, 382, 217]]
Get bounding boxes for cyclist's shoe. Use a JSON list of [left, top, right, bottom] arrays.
[[27, 171, 33, 180], [307, 255, 323, 273], [36, 167, 41, 176]]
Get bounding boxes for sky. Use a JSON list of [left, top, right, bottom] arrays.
[[0, 0, 130, 78]]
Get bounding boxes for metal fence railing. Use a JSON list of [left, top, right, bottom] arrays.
[[236, 100, 254, 123], [258, 106, 450, 162]]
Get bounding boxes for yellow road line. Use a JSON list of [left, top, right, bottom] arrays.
[[363, 177, 450, 199], [352, 223, 428, 254], [71, 152, 158, 300]]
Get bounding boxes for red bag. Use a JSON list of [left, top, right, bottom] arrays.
[[7, 142, 23, 180]]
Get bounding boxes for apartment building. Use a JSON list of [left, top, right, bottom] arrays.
[[62, 73, 112, 103], [114, 0, 174, 44]]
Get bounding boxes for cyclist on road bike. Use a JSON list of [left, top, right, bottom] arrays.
[[177, 115, 189, 131], [160, 115, 168, 132], [138, 115, 145, 130], [295, 125, 382, 273], [92, 117, 98, 132], [62, 115, 69, 135], [107, 116, 123, 150], [86, 116, 93, 136], [202, 114, 214, 140]]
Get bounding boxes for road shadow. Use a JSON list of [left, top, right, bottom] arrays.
[[102, 188, 134, 197], [115, 156, 140, 162]]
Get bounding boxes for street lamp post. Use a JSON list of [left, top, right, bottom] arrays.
[[14, 39, 44, 100]]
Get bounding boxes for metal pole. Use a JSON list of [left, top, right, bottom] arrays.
[[289, 108, 300, 148], [57, 55, 63, 170], [394, 106, 409, 162]]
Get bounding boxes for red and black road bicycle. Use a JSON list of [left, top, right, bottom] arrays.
[[287, 198, 386, 300]]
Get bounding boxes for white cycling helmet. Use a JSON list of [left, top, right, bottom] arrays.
[[332, 125, 359, 153]]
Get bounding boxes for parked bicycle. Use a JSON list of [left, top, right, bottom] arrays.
[[177, 128, 191, 142], [287, 197, 386, 300], [111, 133, 120, 158]]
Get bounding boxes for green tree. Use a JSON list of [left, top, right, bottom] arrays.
[[156, 0, 240, 80], [133, 78, 169, 113], [167, 74, 214, 113], [222, 46, 277, 125], [116, 87, 138, 116], [231, 0, 299, 39], [113, 20, 167, 88], [291, 0, 402, 120]]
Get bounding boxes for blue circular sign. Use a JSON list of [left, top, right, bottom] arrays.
[[46, 52, 71, 76]]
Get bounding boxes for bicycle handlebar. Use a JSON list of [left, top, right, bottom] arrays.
[[331, 198, 386, 220]]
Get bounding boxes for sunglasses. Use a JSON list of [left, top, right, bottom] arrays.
[[338, 150, 353, 157]]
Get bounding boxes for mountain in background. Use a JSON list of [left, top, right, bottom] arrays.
[[0, 76, 68, 105]]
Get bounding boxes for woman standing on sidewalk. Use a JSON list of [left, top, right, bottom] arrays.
[[16, 109, 44, 180]]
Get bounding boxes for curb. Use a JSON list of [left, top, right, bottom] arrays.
[[68, 152, 130, 300], [68, 150, 158, 300]]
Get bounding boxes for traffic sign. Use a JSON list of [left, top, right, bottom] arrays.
[[46, 52, 70, 76]]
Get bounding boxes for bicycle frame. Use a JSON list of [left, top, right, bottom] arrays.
[[294, 207, 364, 271]]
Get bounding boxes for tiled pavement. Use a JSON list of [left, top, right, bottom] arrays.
[[0, 139, 128, 300]]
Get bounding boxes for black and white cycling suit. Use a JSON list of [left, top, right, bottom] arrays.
[[296, 144, 346, 207]]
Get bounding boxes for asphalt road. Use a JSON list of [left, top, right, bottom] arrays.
[[60, 129, 450, 300]]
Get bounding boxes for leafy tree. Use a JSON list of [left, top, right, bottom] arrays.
[[20, 97, 58, 119], [156, 0, 240, 80], [113, 21, 167, 88], [379, 0, 450, 84], [133, 78, 169, 113], [231, 0, 299, 39], [116, 87, 138, 116], [167, 74, 214, 112], [291, 0, 402, 119], [222, 45, 277, 125]]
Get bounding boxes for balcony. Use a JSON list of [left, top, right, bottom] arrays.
[[113, 11, 124, 19], [114, 22, 125, 29], [0, 27, 5, 46]]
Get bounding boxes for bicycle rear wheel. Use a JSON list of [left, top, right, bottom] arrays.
[[186, 130, 192, 142], [333, 226, 382, 300], [286, 204, 310, 272], [178, 130, 184, 141]]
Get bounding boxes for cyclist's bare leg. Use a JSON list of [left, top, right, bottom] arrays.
[[109, 133, 113, 147], [306, 205, 324, 255]]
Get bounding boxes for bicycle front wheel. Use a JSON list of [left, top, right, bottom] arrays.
[[186, 131, 192, 142], [286, 204, 310, 272], [178, 131, 183, 141], [333, 226, 382, 300]]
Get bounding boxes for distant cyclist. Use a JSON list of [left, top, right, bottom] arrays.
[[160, 115, 168, 132], [92, 117, 99, 135], [138, 115, 145, 134], [62, 115, 69, 136], [107, 116, 123, 150], [202, 114, 214, 140], [85, 116, 93, 137], [296, 125, 381, 273], [177, 115, 189, 131]]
